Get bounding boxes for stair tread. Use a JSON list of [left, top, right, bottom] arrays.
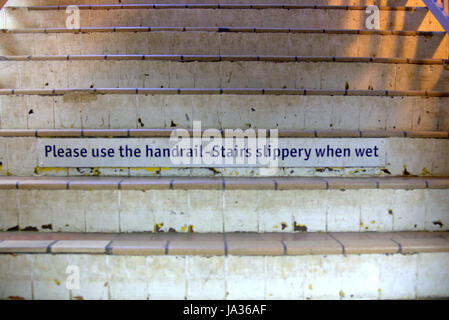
[[3, 0, 427, 6], [14, 4, 430, 10], [3, 27, 444, 35], [1, 54, 446, 64], [1, 176, 448, 190], [1, 88, 448, 96], [0, 231, 448, 255], [0, 128, 448, 138]]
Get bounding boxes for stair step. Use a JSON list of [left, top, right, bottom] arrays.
[[2, 54, 447, 64], [2, 28, 445, 59], [0, 231, 448, 299], [2, 59, 448, 91], [0, 92, 448, 133], [1, 176, 448, 189], [5, 27, 442, 34], [1, 231, 448, 255], [0, 176, 448, 233], [13, 4, 432, 9], [0, 131, 448, 176], [3, 5, 444, 31], [1, 129, 448, 138], [3, 1, 428, 7], [1, 88, 448, 95]]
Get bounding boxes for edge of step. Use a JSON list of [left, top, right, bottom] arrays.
[[1, 54, 447, 65], [0, 231, 448, 256], [9, 4, 431, 11], [2, 27, 444, 36], [1, 88, 448, 97], [0, 129, 448, 139], [1, 176, 448, 190]]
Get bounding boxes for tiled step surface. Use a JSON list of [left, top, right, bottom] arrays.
[[1, 231, 448, 255], [0, 94, 448, 132], [0, 231, 448, 299], [12, 4, 432, 9], [1, 175, 448, 189], [1, 59, 449, 90], [2, 29, 446, 59], [2, 88, 448, 95], [1, 129, 448, 138], [3, 5, 444, 31], [2, 55, 447, 64], [3, 1, 428, 7], [0, 176, 448, 233], [1, 134, 448, 176]]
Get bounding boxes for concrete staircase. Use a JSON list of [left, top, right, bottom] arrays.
[[0, 0, 448, 300]]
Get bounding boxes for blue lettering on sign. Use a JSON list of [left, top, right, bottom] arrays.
[[45, 145, 88, 158]]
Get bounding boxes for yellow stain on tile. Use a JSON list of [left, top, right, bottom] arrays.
[[83, 168, 101, 176], [422, 167, 431, 176], [0, 164, 12, 176], [54, 279, 60, 286], [132, 167, 162, 175], [308, 284, 312, 290], [154, 223, 164, 232], [34, 167, 69, 176], [210, 168, 221, 174], [228, 170, 240, 176], [137, 167, 160, 172]]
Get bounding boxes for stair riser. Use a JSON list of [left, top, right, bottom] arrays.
[[0, 137, 447, 176], [4, 8, 443, 31], [1, 32, 447, 59], [1, 61, 448, 91], [4, 1, 427, 7], [0, 253, 448, 300], [0, 188, 448, 233], [1, 95, 448, 132]]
